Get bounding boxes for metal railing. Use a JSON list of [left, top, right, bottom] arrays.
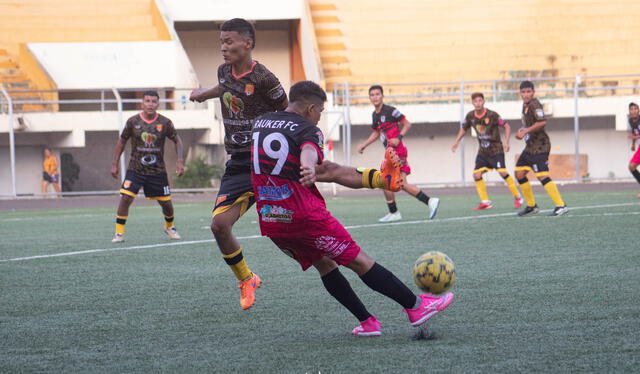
[[333, 73, 640, 186]]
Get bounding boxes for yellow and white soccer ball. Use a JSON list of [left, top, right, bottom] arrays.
[[412, 251, 456, 294]]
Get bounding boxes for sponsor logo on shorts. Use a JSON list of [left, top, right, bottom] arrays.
[[123, 180, 132, 188], [257, 181, 293, 201], [216, 195, 228, 205], [259, 205, 293, 223], [314, 235, 350, 258]]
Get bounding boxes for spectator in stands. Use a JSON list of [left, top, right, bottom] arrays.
[[42, 147, 61, 198]]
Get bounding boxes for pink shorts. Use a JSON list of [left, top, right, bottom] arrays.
[[631, 147, 640, 164], [384, 146, 411, 175], [269, 218, 361, 271]]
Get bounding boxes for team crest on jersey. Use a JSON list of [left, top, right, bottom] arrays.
[[484, 117, 490, 124], [156, 124, 163, 132], [222, 92, 245, 116], [141, 132, 157, 146], [259, 205, 293, 223], [257, 179, 293, 201], [381, 115, 386, 122], [244, 84, 254, 96]]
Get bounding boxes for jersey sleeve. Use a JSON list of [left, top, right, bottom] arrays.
[[532, 100, 547, 122], [166, 120, 178, 141], [299, 127, 325, 164], [462, 113, 472, 131], [371, 112, 378, 130], [259, 71, 287, 111], [390, 106, 405, 122], [120, 118, 134, 139], [494, 112, 506, 127]]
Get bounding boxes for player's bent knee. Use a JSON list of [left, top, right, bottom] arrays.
[[313, 257, 338, 276], [629, 163, 638, 171], [210, 217, 232, 237]]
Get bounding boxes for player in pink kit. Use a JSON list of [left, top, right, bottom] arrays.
[[251, 81, 454, 336], [358, 85, 439, 222], [627, 102, 640, 198]]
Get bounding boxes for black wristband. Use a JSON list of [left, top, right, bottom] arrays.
[[397, 134, 404, 140]]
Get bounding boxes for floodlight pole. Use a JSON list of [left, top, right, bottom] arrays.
[[112, 88, 126, 183], [1, 87, 17, 197], [573, 76, 581, 183], [459, 79, 466, 185]]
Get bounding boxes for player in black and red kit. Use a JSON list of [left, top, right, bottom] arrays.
[[251, 81, 454, 336], [357, 85, 439, 222], [190, 19, 402, 311], [110, 91, 184, 243], [627, 102, 640, 198]]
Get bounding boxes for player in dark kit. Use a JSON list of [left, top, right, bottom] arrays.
[[626, 102, 640, 198], [514, 81, 568, 216], [251, 80, 454, 336], [357, 85, 440, 222], [190, 19, 402, 311], [451, 92, 523, 210], [110, 90, 184, 242]]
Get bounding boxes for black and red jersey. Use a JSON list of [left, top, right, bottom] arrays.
[[371, 104, 405, 147], [217, 61, 287, 155]]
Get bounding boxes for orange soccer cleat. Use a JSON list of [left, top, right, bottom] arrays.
[[381, 148, 402, 192], [239, 273, 262, 310]]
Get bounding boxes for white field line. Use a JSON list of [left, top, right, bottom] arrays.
[[1, 202, 638, 263]]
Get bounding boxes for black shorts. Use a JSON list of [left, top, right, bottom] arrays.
[[120, 170, 171, 200], [516, 152, 550, 174], [474, 153, 507, 172], [43, 172, 60, 184], [212, 154, 255, 217]]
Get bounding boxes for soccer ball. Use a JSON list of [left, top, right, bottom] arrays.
[[412, 251, 456, 294]]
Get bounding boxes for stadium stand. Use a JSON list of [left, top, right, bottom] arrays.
[[0, 0, 171, 111]]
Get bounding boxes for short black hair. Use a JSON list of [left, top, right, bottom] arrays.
[[289, 81, 326, 104], [220, 18, 256, 49], [369, 85, 383, 95], [142, 90, 159, 99], [471, 92, 484, 100], [629, 102, 638, 109], [519, 80, 535, 90]]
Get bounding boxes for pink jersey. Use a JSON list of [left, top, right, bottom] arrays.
[[251, 111, 328, 237]]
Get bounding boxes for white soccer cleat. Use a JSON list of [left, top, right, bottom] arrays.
[[428, 197, 440, 220], [111, 233, 124, 243], [164, 227, 181, 240], [378, 212, 402, 222]]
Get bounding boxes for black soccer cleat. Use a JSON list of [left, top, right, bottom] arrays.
[[548, 205, 569, 216], [517, 204, 540, 216]]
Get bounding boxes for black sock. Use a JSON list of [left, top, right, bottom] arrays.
[[416, 191, 430, 205], [387, 201, 398, 213], [360, 262, 416, 309], [632, 169, 640, 184], [321, 268, 371, 322]]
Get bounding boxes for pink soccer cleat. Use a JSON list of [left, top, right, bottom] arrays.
[[473, 201, 493, 210], [404, 292, 454, 327], [351, 316, 381, 336], [514, 196, 524, 209]]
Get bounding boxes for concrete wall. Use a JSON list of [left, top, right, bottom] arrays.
[[178, 29, 292, 90]]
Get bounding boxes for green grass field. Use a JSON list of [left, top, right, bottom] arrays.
[[1, 190, 640, 373]]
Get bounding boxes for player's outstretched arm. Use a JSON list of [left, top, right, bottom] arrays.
[[172, 135, 185, 176], [356, 129, 381, 153], [451, 128, 466, 152], [111, 138, 127, 179], [189, 85, 221, 103]]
